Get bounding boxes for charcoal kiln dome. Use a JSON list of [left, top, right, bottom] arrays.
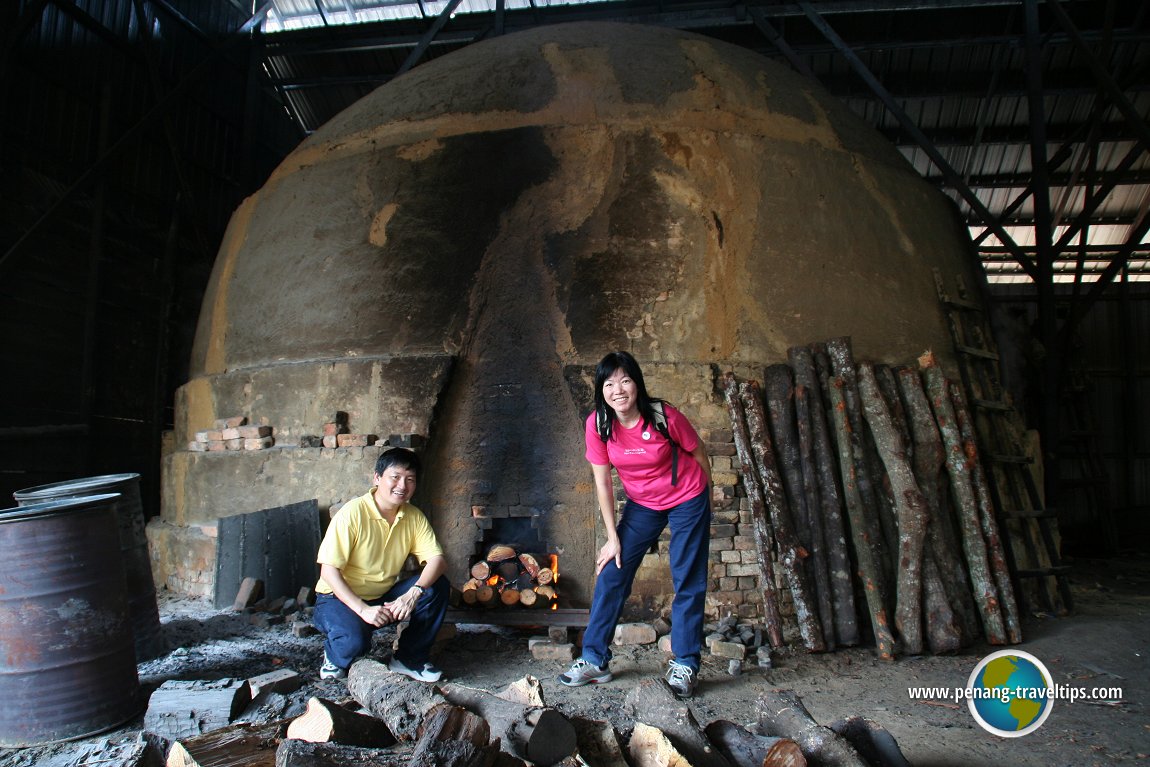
[[156, 21, 976, 602]]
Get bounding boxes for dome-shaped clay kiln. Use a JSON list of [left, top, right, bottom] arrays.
[[154, 22, 977, 604]]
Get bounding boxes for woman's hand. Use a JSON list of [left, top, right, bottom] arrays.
[[596, 538, 622, 576]]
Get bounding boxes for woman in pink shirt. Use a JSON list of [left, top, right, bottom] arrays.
[[559, 351, 712, 698]]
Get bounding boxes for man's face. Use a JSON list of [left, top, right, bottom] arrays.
[[373, 464, 417, 507]]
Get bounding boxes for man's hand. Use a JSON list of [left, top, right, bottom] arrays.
[[383, 589, 421, 622], [357, 604, 395, 627]]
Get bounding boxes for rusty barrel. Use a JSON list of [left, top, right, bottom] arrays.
[[0, 494, 142, 746], [13, 473, 165, 662]]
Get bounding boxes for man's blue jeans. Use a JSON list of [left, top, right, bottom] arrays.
[[313, 574, 450, 670], [580, 490, 711, 671]]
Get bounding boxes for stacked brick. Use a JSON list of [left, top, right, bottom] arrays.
[[702, 427, 779, 623], [298, 411, 379, 448], [188, 416, 275, 452]]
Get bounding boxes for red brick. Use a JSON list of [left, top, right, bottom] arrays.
[[188, 441, 208, 452], [215, 416, 247, 429], [245, 437, 274, 450], [337, 433, 376, 447], [238, 425, 272, 439], [322, 435, 338, 448], [225, 438, 243, 450], [221, 427, 242, 440]]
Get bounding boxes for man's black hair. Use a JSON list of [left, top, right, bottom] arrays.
[[374, 447, 421, 478]]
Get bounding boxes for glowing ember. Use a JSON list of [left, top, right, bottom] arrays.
[[550, 554, 559, 583]]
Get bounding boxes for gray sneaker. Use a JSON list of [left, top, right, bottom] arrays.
[[320, 651, 346, 680], [665, 660, 697, 698], [558, 658, 613, 687]]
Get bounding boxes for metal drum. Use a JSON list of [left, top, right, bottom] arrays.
[[0, 494, 142, 746], [14, 473, 165, 661]]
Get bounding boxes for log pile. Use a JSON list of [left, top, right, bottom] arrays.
[[723, 337, 1021, 658], [146, 662, 907, 767], [459, 544, 558, 609]]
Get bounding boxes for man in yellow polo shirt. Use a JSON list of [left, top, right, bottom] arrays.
[[313, 447, 449, 682]]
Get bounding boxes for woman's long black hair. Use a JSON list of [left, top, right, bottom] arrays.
[[592, 351, 666, 442]]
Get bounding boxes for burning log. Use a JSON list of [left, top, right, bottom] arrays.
[[536, 567, 554, 585], [486, 544, 517, 562], [470, 561, 491, 581], [534, 584, 557, 602], [703, 720, 807, 767], [518, 588, 539, 608], [286, 697, 396, 748], [519, 553, 541, 578], [500, 588, 521, 606]]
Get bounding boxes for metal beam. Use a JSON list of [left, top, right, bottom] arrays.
[[0, 3, 273, 279], [796, 0, 1038, 280], [396, 0, 466, 76]]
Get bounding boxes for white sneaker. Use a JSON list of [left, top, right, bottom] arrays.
[[320, 651, 346, 680], [389, 656, 443, 682], [558, 658, 613, 687], [665, 660, 697, 698]]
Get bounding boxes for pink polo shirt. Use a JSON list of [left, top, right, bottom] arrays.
[[584, 404, 708, 510]]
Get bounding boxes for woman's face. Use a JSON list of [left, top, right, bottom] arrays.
[[602, 367, 638, 419]]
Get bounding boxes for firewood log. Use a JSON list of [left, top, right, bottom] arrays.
[[703, 719, 807, 767], [570, 717, 628, 767], [628, 722, 693, 767], [826, 716, 912, 767], [286, 697, 396, 748], [500, 588, 521, 606], [534, 584, 556, 600], [920, 355, 1008, 645], [536, 567, 554, 585], [824, 338, 894, 594], [497, 676, 546, 707], [487, 544, 517, 562], [623, 679, 731, 767], [145, 678, 253, 741], [756, 690, 867, 767], [497, 561, 521, 581], [408, 704, 493, 767], [438, 682, 577, 766], [858, 362, 927, 656], [765, 364, 834, 651], [827, 376, 895, 660], [476, 585, 498, 607], [471, 561, 492, 580], [950, 382, 1022, 643], [723, 372, 785, 648], [167, 720, 286, 767], [346, 660, 449, 741], [518, 553, 541, 578], [740, 380, 826, 653], [796, 345, 859, 648], [275, 739, 413, 767], [518, 587, 538, 607], [897, 366, 981, 645]]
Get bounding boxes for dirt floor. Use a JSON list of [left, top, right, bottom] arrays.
[[2, 556, 1147, 767]]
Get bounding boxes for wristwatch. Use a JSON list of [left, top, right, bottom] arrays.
[[410, 584, 425, 599]]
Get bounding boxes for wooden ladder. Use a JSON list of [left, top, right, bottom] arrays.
[[933, 270, 1073, 614], [1058, 368, 1120, 555]]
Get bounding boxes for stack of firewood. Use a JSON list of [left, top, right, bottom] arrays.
[[460, 544, 558, 609], [154, 660, 910, 767], [724, 336, 1021, 659]]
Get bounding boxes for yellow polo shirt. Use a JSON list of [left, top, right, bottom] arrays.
[[315, 489, 443, 600]]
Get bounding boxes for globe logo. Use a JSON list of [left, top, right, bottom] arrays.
[[967, 650, 1054, 737]]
